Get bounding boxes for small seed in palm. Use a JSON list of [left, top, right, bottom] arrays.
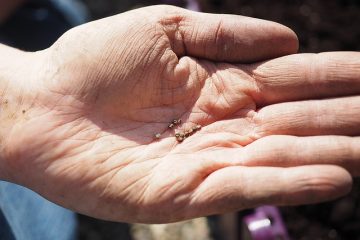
[[184, 130, 193, 137]]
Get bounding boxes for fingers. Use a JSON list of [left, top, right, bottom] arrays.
[[254, 96, 360, 137], [188, 165, 351, 218], [241, 135, 360, 176], [161, 7, 298, 62], [250, 52, 360, 106]]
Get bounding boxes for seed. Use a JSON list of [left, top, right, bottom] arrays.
[[179, 133, 185, 138], [168, 123, 175, 129], [172, 119, 182, 125], [196, 125, 202, 130], [175, 133, 180, 138], [184, 131, 190, 137], [155, 133, 161, 139], [177, 137, 184, 142]]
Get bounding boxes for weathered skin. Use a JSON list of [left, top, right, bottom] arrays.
[[0, 5, 359, 223]]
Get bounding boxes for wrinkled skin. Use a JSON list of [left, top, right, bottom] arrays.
[[1, 5, 359, 223]]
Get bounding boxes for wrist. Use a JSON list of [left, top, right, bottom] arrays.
[[0, 44, 45, 181]]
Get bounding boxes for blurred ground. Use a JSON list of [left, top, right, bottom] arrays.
[[78, 1, 360, 240]]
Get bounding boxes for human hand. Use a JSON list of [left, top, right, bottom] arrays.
[[0, 5, 358, 223], [235, 51, 360, 175]]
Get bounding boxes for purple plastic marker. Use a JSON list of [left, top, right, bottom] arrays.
[[242, 206, 290, 240]]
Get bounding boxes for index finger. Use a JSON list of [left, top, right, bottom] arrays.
[[250, 52, 360, 106]]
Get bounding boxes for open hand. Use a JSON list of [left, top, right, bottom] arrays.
[[1, 5, 358, 223]]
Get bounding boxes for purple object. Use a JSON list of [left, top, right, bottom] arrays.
[[185, 0, 201, 11], [242, 206, 290, 240], [162, 0, 201, 11]]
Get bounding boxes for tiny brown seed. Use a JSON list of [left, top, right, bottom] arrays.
[[172, 119, 178, 124], [175, 133, 180, 138], [168, 123, 175, 129], [184, 131, 190, 137]]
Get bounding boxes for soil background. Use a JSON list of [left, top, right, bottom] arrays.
[[78, 1, 360, 240]]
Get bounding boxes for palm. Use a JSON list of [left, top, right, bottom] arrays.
[[27, 52, 257, 222], [5, 6, 359, 223]]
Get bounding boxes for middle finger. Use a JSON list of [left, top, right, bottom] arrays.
[[253, 95, 360, 137]]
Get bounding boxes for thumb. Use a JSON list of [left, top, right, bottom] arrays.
[[160, 6, 298, 62]]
